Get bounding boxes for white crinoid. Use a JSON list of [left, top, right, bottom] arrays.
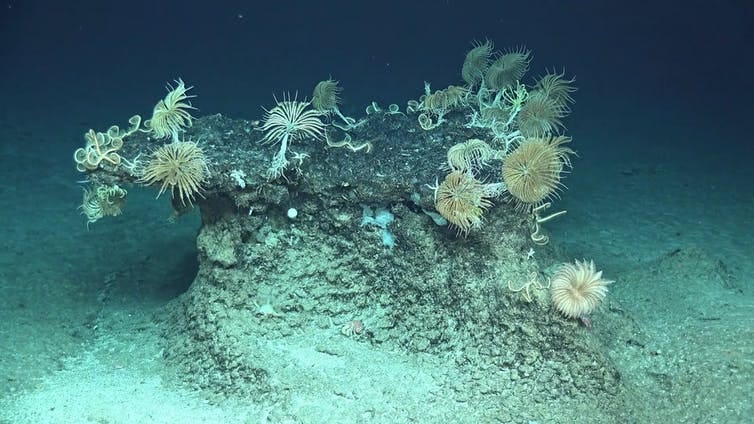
[[550, 259, 612, 319], [260, 93, 325, 179]]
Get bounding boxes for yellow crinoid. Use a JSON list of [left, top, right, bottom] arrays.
[[145, 78, 196, 141], [140, 139, 208, 206], [434, 170, 494, 236], [501, 136, 574, 209]]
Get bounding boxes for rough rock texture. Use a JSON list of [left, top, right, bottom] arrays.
[[92, 111, 626, 421]]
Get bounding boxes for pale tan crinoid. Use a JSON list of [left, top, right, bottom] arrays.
[[461, 40, 494, 87], [312, 78, 342, 112], [73, 115, 141, 172], [501, 136, 574, 209], [534, 69, 577, 111], [517, 90, 568, 138], [74, 128, 124, 171], [80, 184, 127, 226], [446, 138, 496, 172], [311, 79, 363, 131], [485, 47, 532, 91], [423, 85, 469, 114], [434, 171, 494, 236], [550, 259, 612, 318], [145, 79, 196, 141], [140, 139, 208, 206], [442, 85, 469, 108]]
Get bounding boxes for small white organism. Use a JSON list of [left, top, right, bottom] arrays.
[[230, 169, 247, 188]]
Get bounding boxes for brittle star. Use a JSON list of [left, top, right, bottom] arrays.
[[507, 272, 551, 303]]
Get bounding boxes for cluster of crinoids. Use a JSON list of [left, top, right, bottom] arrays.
[[74, 40, 612, 322], [74, 79, 207, 224]]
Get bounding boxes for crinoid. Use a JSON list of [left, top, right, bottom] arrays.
[[140, 139, 208, 206], [145, 79, 196, 141], [485, 47, 532, 91], [79, 184, 127, 226], [550, 260, 612, 319], [312, 78, 363, 130], [461, 40, 494, 87], [534, 69, 577, 111], [73, 115, 141, 172], [517, 90, 568, 138], [312, 78, 341, 112], [446, 138, 497, 172], [501, 136, 574, 210], [434, 171, 494, 236], [260, 93, 325, 179]]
